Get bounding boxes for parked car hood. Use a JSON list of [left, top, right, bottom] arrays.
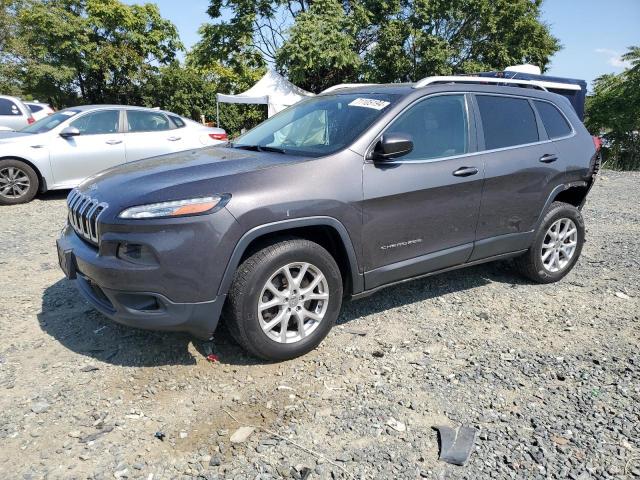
[[77, 146, 310, 212], [0, 131, 34, 143]]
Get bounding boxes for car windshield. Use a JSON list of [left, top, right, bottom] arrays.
[[233, 93, 400, 156], [21, 109, 80, 134]]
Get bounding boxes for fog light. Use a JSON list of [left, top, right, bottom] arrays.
[[117, 243, 157, 265]]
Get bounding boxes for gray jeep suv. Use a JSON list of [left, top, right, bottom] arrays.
[[57, 80, 600, 360]]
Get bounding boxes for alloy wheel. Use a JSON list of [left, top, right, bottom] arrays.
[[257, 262, 329, 344], [541, 218, 578, 273], [0, 166, 31, 199]]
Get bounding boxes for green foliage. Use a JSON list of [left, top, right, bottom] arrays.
[[202, 0, 560, 92], [275, 0, 360, 92], [586, 47, 640, 171], [4, 0, 182, 106]]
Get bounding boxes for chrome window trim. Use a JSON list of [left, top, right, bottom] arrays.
[[366, 91, 576, 165]]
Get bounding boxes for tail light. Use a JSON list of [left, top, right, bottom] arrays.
[[27, 117, 35, 125], [209, 132, 228, 141], [592, 136, 602, 152]]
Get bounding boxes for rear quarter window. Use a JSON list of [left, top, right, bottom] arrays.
[[533, 100, 572, 139], [168, 115, 185, 128], [476, 95, 539, 150], [0, 98, 22, 116]]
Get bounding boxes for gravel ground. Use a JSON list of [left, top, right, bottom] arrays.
[[0, 170, 638, 480]]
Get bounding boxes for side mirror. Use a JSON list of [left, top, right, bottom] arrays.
[[372, 134, 413, 161], [60, 126, 80, 138]]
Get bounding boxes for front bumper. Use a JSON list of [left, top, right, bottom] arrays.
[[56, 222, 230, 339]]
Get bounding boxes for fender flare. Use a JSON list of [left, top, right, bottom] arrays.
[[534, 181, 589, 231], [217, 216, 364, 297]]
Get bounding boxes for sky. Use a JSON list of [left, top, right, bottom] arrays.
[[125, 0, 639, 89]]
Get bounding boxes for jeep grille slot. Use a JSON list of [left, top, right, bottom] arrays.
[[67, 189, 107, 244]]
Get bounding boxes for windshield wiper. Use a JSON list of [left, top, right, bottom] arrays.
[[231, 144, 287, 154]]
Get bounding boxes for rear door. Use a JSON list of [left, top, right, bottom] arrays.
[[123, 110, 185, 162], [469, 94, 564, 261], [362, 93, 484, 289], [49, 109, 126, 187]]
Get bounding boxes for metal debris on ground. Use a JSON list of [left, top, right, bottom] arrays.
[[433, 424, 478, 466], [343, 328, 367, 336]]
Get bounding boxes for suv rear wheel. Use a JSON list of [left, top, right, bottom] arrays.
[[0, 159, 39, 205], [515, 201, 585, 283], [224, 237, 343, 360]]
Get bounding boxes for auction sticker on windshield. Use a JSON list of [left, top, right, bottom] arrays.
[[348, 98, 390, 110]]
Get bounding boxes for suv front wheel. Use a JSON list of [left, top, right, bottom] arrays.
[[515, 201, 585, 283], [224, 237, 343, 360]]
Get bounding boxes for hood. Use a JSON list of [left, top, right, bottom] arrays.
[[77, 146, 309, 213], [0, 131, 34, 143]]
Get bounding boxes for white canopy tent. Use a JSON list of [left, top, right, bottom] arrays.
[[216, 70, 314, 124]]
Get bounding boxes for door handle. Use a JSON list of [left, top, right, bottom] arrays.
[[452, 166, 479, 177], [539, 154, 558, 163], [105, 139, 122, 145], [167, 136, 181, 141]]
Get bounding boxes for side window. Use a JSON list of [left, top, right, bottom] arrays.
[[385, 95, 468, 161], [28, 104, 44, 113], [168, 114, 185, 128], [476, 95, 539, 150], [534, 100, 572, 139], [70, 110, 119, 135], [127, 111, 171, 132], [0, 98, 22, 116]]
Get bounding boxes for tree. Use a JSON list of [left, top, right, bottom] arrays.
[[585, 46, 640, 170], [203, 0, 560, 92], [275, 0, 360, 92], [5, 0, 182, 106]]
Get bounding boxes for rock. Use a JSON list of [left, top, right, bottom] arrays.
[[386, 417, 406, 432], [209, 455, 222, 467], [230, 426, 255, 443], [179, 431, 188, 439], [614, 291, 629, 299], [31, 401, 50, 414], [551, 435, 569, 445]]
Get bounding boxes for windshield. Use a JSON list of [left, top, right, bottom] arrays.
[[233, 93, 400, 156], [21, 109, 80, 134]]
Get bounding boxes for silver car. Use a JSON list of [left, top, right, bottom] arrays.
[[0, 95, 35, 131], [0, 105, 228, 204]]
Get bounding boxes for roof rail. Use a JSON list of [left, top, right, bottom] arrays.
[[413, 76, 581, 92], [321, 83, 378, 94]]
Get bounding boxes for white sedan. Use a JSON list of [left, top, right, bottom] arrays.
[[0, 105, 227, 204]]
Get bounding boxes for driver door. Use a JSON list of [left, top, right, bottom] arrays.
[[362, 94, 484, 290], [50, 109, 126, 187]]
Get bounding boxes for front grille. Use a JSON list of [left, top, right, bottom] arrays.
[[67, 189, 108, 244]]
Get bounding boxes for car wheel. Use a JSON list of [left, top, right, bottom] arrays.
[[224, 237, 343, 360], [515, 201, 585, 283], [0, 159, 39, 205]]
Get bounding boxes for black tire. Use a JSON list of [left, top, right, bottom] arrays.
[[515, 201, 585, 283], [224, 237, 343, 361], [0, 159, 39, 205]]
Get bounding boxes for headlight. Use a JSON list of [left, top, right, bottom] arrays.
[[119, 195, 228, 219]]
